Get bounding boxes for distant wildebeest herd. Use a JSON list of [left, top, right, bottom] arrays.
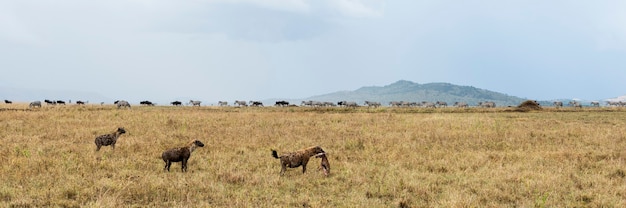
[[3, 99, 625, 109]]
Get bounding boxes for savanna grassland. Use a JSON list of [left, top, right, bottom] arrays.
[[1, 104, 625, 207]]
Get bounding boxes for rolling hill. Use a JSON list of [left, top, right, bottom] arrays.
[[299, 80, 528, 107]]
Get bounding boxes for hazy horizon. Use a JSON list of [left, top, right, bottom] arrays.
[[1, 80, 623, 105], [2, 1, 625, 103]]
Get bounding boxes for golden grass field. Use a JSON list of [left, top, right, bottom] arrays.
[[1, 103, 625, 207]]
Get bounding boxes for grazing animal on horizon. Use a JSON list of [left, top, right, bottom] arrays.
[[218, 101, 228, 106], [44, 99, 56, 105], [115, 100, 131, 109], [454, 102, 469, 108], [389, 101, 402, 107], [569, 101, 582, 108], [275, 100, 289, 107], [94, 127, 127, 151], [338, 101, 358, 108], [606, 101, 621, 107], [364, 101, 381, 108], [249, 101, 263, 107], [140, 100, 155, 106], [162, 139, 205, 172], [315, 152, 330, 176], [234, 100, 248, 107], [4, 100, 12, 104], [553, 101, 563, 108], [189, 100, 201, 106], [171, 101, 182, 106], [271, 146, 325, 176], [421, 101, 436, 108], [478, 101, 496, 108], [29, 101, 42, 108]]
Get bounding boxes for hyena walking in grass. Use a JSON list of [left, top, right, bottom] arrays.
[[271, 146, 325, 176], [94, 127, 127, 151]]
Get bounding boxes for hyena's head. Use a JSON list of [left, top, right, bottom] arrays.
[[117, 127, 127, 134], [311, 146, 325, 155], [193, 140, 205, 147]]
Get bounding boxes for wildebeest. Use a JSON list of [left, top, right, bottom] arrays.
[[249, 101, 263, 107], [274, 100, 289, 107], [162, 139, 205, 172], [234, 100, 248, 107], [188, 100, 201, 106], [218, 101, 228, 106], [436, 101, 448, 107], [76, 100, 86, 105], [56, 100, 66, 105], [29, 101, 42, 108], [44, 99, 56, 105], [140, 101, 155, 106], [94, 127, 127, 151], [4, 100, 12, 104], [171, 101, 182, 106], [338, 101, 358, 108], [115, 100, 131, 109], [271, 146, 325, 176]]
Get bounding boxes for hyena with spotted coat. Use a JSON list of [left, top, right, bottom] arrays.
[[162, 139, 205, 172], [271, 146, 325, 176], [94, 127, 127, 151]]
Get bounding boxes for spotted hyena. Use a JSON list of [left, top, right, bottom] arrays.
[[94, 127, 127, 151], [271, 146, 325, 176], [162, 139, 205, 172]]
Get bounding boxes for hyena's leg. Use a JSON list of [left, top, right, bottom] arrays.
[[302, 159, 309, 173], [182, 159, 188, 172], [165, 161, 172, 171]]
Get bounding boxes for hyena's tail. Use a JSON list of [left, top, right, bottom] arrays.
[[271, 150, 280, 159]]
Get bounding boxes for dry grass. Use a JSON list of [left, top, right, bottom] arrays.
[[1, 104, 625, 207]]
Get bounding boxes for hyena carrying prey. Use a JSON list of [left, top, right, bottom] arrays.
[[94, 127, 127, 151], [271, 146, 325, 176], [315, 152, 330, 176]]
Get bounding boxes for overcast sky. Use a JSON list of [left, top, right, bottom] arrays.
[[1, 0, 625, 103]]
